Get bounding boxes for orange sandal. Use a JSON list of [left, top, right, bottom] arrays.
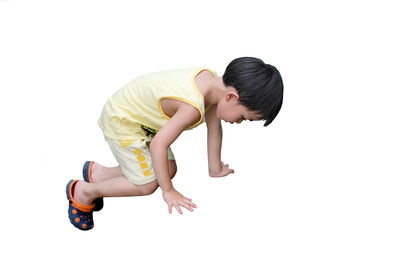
[[66, 180, 95, 230]]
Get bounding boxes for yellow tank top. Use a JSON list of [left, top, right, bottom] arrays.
[[98, 67, 217, 140]]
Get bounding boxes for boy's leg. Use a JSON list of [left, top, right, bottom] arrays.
[[74, 176, 159, 206], [74, 138, 178, 205], [74, 160, 177, 206], [91, 160, 177, 182], [90, 163, 123, 183]]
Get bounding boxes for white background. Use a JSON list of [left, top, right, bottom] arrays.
[[1, 0, 399, 272]]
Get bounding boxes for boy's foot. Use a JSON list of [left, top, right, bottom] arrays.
[[83, 161, 104, 211], [66, 180, 95, 231], [73, 180, 93, 206]]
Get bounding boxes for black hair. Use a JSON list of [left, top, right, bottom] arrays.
[[222, 57, 283, 126]]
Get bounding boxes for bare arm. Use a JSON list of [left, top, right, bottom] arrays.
[[150, 102, 199, 213], [206, 105, 234, 177]]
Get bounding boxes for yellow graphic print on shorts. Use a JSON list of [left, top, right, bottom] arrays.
[[134, 149, 152, 177]]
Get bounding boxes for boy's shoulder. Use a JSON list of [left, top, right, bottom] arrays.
[[196, 69, 216, 80], [129, 67, 217, 91]]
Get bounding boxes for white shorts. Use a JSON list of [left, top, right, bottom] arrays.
[[105, 137, 175, 185]]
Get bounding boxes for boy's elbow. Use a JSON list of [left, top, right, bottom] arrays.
[[149, 138, 159, 153], [149, 136, 167, 153]]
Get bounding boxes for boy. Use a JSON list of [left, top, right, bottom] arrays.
[[66, 57, 284, 230]]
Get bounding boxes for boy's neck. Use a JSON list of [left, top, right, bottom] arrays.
[[201, 76, 228, 108]]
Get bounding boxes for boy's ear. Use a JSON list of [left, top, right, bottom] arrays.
[[225, 89, 240, 101]]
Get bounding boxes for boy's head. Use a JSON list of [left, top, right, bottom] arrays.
[[220, 57, 283, 126]]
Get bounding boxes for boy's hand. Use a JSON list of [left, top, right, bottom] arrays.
[[209, 161, 235, 177], [162, 189, 197, 214]]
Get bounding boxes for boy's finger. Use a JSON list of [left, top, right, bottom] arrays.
[[168, 203, 172, 213], [180, 202, 194, 212], [188, 201, 197, 208], [174, 204, 183, 214], [183, 197, 196, 208]]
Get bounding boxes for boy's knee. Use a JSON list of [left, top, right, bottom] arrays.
[[140, 161, 176, 195], [169, 160, 177, 179], [141, 181, 159, 195]]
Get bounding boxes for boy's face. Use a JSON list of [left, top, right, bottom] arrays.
[[217, 90, 262, 124]]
